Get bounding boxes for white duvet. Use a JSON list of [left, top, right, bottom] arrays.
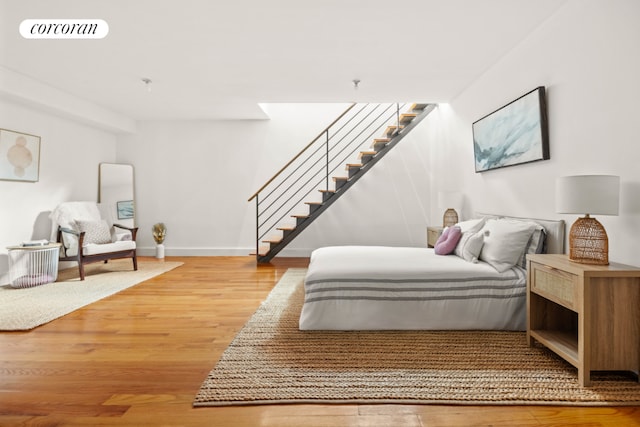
[[299, 246, 527, 331]]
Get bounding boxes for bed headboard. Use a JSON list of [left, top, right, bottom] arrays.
[[475, 213, 566, 255]]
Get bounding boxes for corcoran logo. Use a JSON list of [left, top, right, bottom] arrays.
[[19, 19, 109, 39]]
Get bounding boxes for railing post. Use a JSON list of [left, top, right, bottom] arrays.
[[255, 194, 259, 258], [396, 103, 400, 135], [325, 129, 329, 191]]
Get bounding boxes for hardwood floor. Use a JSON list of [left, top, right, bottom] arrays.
[[1, 256, 639, 426]]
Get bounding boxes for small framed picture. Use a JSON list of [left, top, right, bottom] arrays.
[[0, 128, 41, 182], [117, 200, 134, 219]]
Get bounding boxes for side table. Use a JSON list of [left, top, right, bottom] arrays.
[[7, 243, 61, 288], [427, 226, 443, 248], [527, 253, 640, 386]]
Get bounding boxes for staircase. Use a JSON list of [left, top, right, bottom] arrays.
[[248, 102, 436, 263]]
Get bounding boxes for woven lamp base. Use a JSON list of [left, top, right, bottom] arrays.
[[443, 209, 459, 228], [569, 215, 609, 265]]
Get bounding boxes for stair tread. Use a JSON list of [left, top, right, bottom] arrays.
[[332, 176, 348, 181], [292, 214, 309, 218], [399, 113, 417, 123], [305, 201, 323, 205], [319, 189, 336, 193], [385, 125, 404, 135], [346, 163, 363, 168], [409, 103, 428, 111], [263, 237, 282, 244], [372, 138, 390, 147], [277, 225, 295, 231]]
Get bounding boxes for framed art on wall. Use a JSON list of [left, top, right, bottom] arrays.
[[0, 128, 41, 182], [472, 86, 549, 173], [117, 200, 134, 220]]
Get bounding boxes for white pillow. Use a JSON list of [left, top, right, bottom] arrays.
[[453, 218, 486, 259], [479, 219, 537, 272], [517, 226, 546, 268], [75, 219, 112, 245], [455, 218, 486, 233], [459, 231, 485, 263]]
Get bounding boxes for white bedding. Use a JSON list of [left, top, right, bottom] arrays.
[[299, 245, 527, 331]]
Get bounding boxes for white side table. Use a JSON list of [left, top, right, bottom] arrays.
[[7, 243, 61, 288]]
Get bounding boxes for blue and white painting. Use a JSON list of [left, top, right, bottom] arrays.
[[473, 87, 549, 172], [117, 200, 134, 220]]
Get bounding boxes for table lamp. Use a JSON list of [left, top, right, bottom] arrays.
[[556, 175, 619, 265], [438, 191, 463, 227]]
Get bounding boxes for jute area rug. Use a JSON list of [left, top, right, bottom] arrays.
[[0, 259, 182, 331], [194, 268, 640, 407]]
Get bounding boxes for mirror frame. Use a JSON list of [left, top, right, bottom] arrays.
[[98, 163, 135, 227]]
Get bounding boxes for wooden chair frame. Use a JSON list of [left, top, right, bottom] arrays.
[[57, 224, 138, 280]]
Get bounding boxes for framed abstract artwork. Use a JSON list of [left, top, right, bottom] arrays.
[[117, 200, 134, 220], [0, 128, 41, 182], [472, 87, 549, 173]]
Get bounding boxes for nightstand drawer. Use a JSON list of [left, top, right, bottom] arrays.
[[530, 262, 579, 310]]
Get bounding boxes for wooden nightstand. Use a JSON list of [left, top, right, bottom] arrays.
[[526, 254, 640, 386], [426, 226, 443, 248]]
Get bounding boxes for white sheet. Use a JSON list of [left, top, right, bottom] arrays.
[[299, 246, 527, 331]]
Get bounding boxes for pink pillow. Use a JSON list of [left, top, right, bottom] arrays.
[[434, 226, 462, 255]]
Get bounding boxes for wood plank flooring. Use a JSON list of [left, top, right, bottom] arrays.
[[1, 256, 639, 426]]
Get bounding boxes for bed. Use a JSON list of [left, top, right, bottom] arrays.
[[299, 214, 565, 331]]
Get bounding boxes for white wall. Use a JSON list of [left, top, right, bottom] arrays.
[[425, 0, 640, 266], [0, 99, 118, 282]]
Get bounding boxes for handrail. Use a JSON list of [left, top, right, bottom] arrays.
[[247, 102, 356, 202]]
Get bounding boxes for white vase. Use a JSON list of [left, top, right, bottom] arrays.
[[155, 244, 165, 259]]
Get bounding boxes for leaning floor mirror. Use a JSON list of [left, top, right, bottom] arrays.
[[98, 163, 135, 229]]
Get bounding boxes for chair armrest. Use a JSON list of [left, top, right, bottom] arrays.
[[57, 226, 86, 257], [59, 226, 80, 237], [114, 224, 138, 241]]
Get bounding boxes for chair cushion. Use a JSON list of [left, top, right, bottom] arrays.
[[82, 240, 136, 256]]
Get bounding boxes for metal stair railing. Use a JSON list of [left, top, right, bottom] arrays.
[[248, 102, 424, 260]]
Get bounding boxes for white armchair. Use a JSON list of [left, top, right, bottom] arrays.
[[50, 201, 138, 280]]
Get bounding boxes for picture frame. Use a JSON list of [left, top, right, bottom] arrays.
[[116, 200, 134, 220], [472, 86, 549, 173], [0, 128, 41, 182]]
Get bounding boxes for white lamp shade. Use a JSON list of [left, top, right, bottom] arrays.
[[556, 175, 619, 215], [438, 191, 463, 209]]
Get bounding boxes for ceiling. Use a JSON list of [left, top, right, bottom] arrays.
[[0, 0, 567, 121]]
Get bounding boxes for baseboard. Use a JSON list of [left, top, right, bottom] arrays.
[[136, 246, 314, 257]]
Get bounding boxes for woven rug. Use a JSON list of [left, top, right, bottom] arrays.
[[0, 259, 182, 331], [194, 268, 640, 407]]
